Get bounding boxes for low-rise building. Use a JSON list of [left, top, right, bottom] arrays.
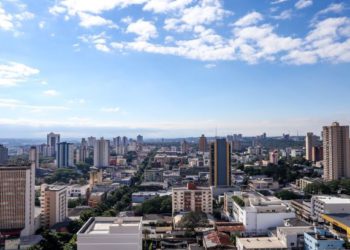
[[232, 192, 295, 232], [311, 196, 350, 222], [304, 228, 344, 250], [67, 184, 90, 198], [295, 177, 321, 191], [276, 226, 313, 249], [144, 168, 164, 182], [249, 177, 279, 191], [322, 213, 350, 238], [77, 217, 142, 250], [236, 237, 287, 250], [172, 183, 213, 214]]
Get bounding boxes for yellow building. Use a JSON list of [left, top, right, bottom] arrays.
[[322, 213, 350, 238]]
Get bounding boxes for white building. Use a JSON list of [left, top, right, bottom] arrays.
[[77, 217, 142, 250], [311, 196, 350, 222], [67, 184, 90, 198], [94, 138, 110, 168], [232, 192, 295, 232], [276, 226, 313, 249], [236, 237, 287, 250]]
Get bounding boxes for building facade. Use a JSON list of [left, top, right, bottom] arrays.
[[323, 122, 350, 180], [40, 184, 68, 228], [47, 132, 60, 157], [57, 142, 74, 168], [209, 138, 231, 187], [94, 138, 110, 168], [0, 164, 35, 237], [172, 183, 213, 214]]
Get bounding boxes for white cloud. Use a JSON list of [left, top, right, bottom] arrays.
[[295, 0, 312, 9], [0, 5, 14, 30], [50, 0, 147, 15], [272, 9, 292, 20], [78, 12, 117, 28], [205, 63, 216, 69], [126, 19, 157, 41], [79, 32, 111, 52], [271, 0, 288, 4], [0, 3, 34, 32], [143, 0, 193, 13], [38, 21, 45, 29], [101, 107, 121, 113], [0, 98, 68, 112], [234, 11, 263, 27], [43, 89, 60, 96], [318, 3, 345, 15], [0, 62, 39, 87]]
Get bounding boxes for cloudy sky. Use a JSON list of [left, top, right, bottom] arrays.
[[0, 0, 350, 138]]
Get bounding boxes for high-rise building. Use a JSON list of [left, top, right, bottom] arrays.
[[40, 184, 68, 228], [181, 140, 189, 154], [269, 150, 279, 165], [199, 134, 208, 153], [0, 164, 35, 237], [29, 146, 39, 168], [87, 136, 96, 147], [312, 146, 323, 162], [209, 138, 231, 187], [305, 132, 318, 161], [172, 183, 213, 214], [47, 132, 60, 157], [323, 122, 350, 181], [79, 138, 88, 163], [56, 142, 74, 168], [136, 135, 143, 144], [0, 144, 9, 164], [94, 138, 109, 168]]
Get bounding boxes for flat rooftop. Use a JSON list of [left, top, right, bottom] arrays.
[[323, 213, 350, 227], [237, 237, 286, 249], [78, 217, 142, 235], [315, 196, 350, 204]]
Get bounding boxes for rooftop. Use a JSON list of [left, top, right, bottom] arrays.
[[237, 237, 286, 249], [78, 217, 142, 235], [314, 196, 350, 204], [323, 213, 350, 228]]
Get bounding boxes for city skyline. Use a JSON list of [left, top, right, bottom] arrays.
[[1, 0, 350, 138]]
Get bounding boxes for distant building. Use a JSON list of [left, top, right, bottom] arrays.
[[77, 217, 142, 250], [199, 134, 208, 153], [47, 132, 60, 157], [136, 135, 143, 144], [323, 122, 350, 180], [87, 136, 96, 147], [29, 146, 39, 168], [57, 142, 74, 168], [94, 138, 109, 168], [40, 184, 68, 228], [172, 183, 213, 214], [181, 140, 189, 154], [144, 168, 164, 182], [89, 167, 103, 188], [0, 164, 35, 237], [0, 144, 9, 164], [79, 138, 89, 163], [249, 177, 279, 191], [269, 150, 279, 165], [209, 138, 231, 187], [305, 132, 318, 161]]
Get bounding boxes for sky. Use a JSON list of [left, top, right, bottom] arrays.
[[0, 0, 350, 139]]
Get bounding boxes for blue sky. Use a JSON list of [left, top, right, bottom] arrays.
[[0, 0, 350, 138]]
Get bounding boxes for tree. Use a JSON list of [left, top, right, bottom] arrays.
[[275, 190, 300, 200], [178, 211, 208, 230]]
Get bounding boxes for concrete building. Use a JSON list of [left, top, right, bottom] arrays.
[[312, 146, 323, 163], [87, 136, 96, 147], [47, 132, 60, 157], [199, 134, 208, 153], [57, 142, 74, 168], [136, 135, 143, 144], [77, 217, 142, 250], [89, 167, 103, 188], [323, 122, 350, 180], [209, 138, 231, 187], [304, 228, 344, 250], [79, 138, 89, 163], [269, 150, 279, 165], [94, 138, 109, 168], [181, 140, 189, 154], [172, 183, 213, 214], [0, 164, 35, 237], [0, 144, 9, 164], [306, 132, 318, 161], [144, 168, 164, 182], [40, 184, 68, 228], [276, 226, 313, 249], [236, 237, 287, 250], [29, 146, 39, 169], [249, 178, 279, 191], [232, 192, 295, 232], [295, 177, 321, 191], [311, 196, 350, 222]]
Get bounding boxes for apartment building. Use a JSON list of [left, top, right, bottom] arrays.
[[172, 183, 213, 214]]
